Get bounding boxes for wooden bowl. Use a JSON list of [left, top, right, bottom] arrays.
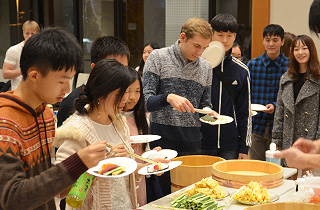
[[212, 160, 284, 188], [244, 202, 320, 210], [170, 155, 225, 192]]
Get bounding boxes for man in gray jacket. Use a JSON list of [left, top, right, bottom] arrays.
[[143, 17, 217, 195]]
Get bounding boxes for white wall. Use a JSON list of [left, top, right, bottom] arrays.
[[165, 0, 209, 46], [270, 0, 320, 59]]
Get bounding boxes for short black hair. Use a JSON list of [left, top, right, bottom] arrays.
[[20, 27, 83, 79], [309, 0, 320, 36], [90, 36, 130, 64], [263, 24, 285, 39], [210, 13, 238, 33]]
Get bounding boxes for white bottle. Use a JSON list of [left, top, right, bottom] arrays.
[[266, 143, 281, 165]]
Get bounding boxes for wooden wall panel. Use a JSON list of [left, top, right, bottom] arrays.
[[251, 0, 270, 58]]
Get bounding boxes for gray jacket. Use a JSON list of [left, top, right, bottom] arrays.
[[272, 72, 320, 150]]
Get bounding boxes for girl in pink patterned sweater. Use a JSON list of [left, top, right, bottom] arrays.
[[122, 69, 163, 206]]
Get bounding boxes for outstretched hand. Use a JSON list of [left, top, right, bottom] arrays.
[[274, 147, 307, 169], [292, 137, 320, 154], [110, 143, 128, 157], [167, 93, 195, 113], [77, 141, 107, 168]]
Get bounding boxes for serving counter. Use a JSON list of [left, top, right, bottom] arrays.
[[140, 168, 298, 210]]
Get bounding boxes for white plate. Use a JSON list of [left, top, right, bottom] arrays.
[[87, 157, 137, 178], [235, 193, 279, 205], [142, 149, 178, 160], [130, 135, 161, 144], [251, 104, 267, 111], [138, 161, 182, 175], [251, 111, 258, 116], [200, 115, 233, 125], [201, 41, 225, 68]]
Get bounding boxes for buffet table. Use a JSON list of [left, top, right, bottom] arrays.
[[140, 168, 298, 210]]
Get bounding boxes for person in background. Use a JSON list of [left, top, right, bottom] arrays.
[[122, 69, 163, 205], [136, 43, 160, 77], [248, 24, 289, 161], [201, 13, 251, 160], [274, 0, 320, 169], [231, 42, 243, 61], [2, 20, 40, 90], [57, 36, 130, 127], [281, 32, 296, 58], [272, 35, 320, 178], [54, 60, 168, 209], [143, 17, 218, 195], [0, 27, 107, 210]]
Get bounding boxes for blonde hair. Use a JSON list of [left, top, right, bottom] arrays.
[[22, 20, 40, 32], [181, 17, 212, 40]]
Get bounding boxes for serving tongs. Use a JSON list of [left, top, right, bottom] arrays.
[[105, 143, 157, 164], [173, 107, 213, 114]]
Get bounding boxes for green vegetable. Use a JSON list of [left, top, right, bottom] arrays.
[[170, 193, 227, 210], [112, 166, 126, 175], [103, 166, 122, 176], [214, 206, 226, 210], [203, 203, 217, 210], [201, 115, 218, 122]]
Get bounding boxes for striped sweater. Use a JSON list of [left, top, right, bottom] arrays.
[[0, 91, 87, 210], [143, 40, 212, 153]]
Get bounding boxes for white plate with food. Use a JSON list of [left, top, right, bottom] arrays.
[[200, 115, 233, 125], [142, 149, 178, 160], [130, 135, 161, 144], [87, 157, 137, 178], [234, 193, 279, 205], [251, 111, 258, 116], [201, 41, 225, 68], [251, 104, 267, 111], [138, 161, 182, 175]]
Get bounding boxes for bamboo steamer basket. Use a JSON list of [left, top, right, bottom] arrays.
[[212, 160, 283, 189], [244, 202, 320, 210], [170, 155, 225, 192]]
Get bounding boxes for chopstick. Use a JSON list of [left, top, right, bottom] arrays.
[[224, 186, 245, 209], [105, 143, 157, 164], [169, 188, 189, 199]]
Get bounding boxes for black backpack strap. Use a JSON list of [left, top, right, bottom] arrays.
[[214, 67, 237, 102]]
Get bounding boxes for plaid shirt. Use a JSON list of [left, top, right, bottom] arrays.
[[248, 51, 288, 134]]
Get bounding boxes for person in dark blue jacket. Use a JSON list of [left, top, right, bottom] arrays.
[[201, 13, 251, 160]]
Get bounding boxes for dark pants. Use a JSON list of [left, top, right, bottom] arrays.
[[146, 175, 163, 202], [201, 147, 239, 160], [249, 125, 271, 161]]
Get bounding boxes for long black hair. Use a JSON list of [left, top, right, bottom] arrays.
[[127, 68, 149, 134], [74, 59, 134, 115], [138, 43, 159, 77]]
